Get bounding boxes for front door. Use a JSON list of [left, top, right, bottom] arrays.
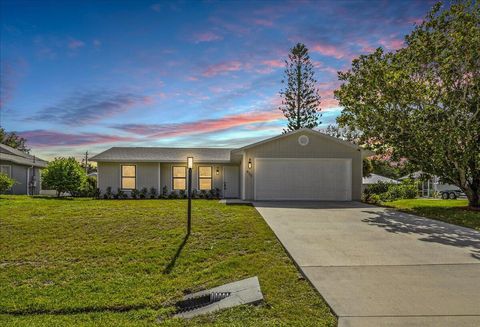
[[223, 166, 239, 198]]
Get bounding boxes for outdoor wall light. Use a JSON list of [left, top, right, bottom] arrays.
[[216, 167, 220, 175], [248, 158, 252, 169]]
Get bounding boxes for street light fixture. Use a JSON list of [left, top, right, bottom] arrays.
[[187, 156, 193, 234]]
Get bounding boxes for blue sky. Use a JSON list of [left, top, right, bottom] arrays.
[[1, 0, 436, 159]]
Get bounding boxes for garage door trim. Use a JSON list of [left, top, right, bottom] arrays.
[[253, 157, 352, 201]]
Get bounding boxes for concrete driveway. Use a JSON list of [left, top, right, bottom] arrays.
[[254, 201, 480, 327]]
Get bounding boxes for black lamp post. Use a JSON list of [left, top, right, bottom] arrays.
[[187, 156, 193, 234]]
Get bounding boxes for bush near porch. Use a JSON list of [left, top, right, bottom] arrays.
[[363, 179, 417, 204]]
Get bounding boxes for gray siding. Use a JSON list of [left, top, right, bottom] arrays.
[[98, 162, 160, 193], [98, 161, 235, 196], [160, 163, 234, 194], [241, 131, 363, 200], [0, 160, 42, 195]]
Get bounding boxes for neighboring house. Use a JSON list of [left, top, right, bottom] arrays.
[[0, 143, 48, 195], [361, 173, 399, 192], [399, 171, 461, 197], [91, 128, 371, 201]]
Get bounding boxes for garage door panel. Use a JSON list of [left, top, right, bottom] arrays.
[[254, 158, 351, 201]]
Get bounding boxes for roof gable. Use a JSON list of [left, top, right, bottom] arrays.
[[232, 128, 361, 153]]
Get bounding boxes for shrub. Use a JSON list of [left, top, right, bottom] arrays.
[[149, 187, 157, 199], [0, 173, 15, 194], [363, 179, 418, 204], [199, 190, 207, 199], [103, 187, 113, 199], [179, 189, 186, 199], [92, 188, 101, 199], [191, 189, 198, 199], [116, 188, 127, 199], [168, 191, 178, 199], [160, 186, 168, 199], [73, 175, 97, 197], [140, 187, 148, 199], [131, 189, 140, 199], [42, 157, 87, 197]]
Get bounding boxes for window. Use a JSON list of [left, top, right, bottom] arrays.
[[121, 165, 136, 189], [0, 165, 11, 178], [198, 166, 212, 190], [172, 166, 186, 190]]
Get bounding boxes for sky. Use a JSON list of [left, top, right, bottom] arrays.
[[0, 0, 437, 160]]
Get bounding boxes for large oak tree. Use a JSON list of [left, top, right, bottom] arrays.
[[335, 1, 480, 207]]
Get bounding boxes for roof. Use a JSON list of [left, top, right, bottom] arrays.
[[90, 147, 233, 163], [232, 128, 362, 152], [362, 173, 399, 185], [91, 128, 374, 163], [399, 171, 429, 180], [0, 143, 48, 168]]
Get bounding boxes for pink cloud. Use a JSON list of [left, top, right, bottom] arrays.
[[311, 43, 349, 59], [262, 59, 284, 68], [253, 18, 274, 27], [18, 130, 137, 148], [202, 60, 243, 77], [68, 39, 85, 49], [379, 38, 404, 50], [113, 110, 283, 138], [193, 31, 223, 43]]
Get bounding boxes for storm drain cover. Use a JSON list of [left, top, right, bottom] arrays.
[[172, 276, 263, 319]]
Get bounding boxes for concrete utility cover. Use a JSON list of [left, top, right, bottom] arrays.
[[254, 201, 480, 327], [173, 276, 263, 319]]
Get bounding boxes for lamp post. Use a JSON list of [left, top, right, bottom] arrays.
[[187, 156, 193, 234]]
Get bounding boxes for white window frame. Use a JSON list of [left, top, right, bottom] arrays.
[[198, 166, 212, 190], [121, 164, 136, 190], [172, 166, 187, 190]]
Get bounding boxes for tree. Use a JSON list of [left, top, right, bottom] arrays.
[[0, 128, 30, 153], [279, 43, 322, 132], [324, 124, 362, 144], [0, 173, 15, 194], [42, 157, 87, 197], [335, 1, 480, 207], [323, 124, 372, 177]]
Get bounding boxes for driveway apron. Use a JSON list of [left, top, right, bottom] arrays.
[[254, 201, 480, 327]]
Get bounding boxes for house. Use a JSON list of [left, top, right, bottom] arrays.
[[0, 143, 48, 195], [91, 128, 371, 201], [399, 171, 460, 197], [362, 173, 399, 192]]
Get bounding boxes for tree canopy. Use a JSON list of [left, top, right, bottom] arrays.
[[0, 128, 29, 153], [42, 157, 87, 197], [279, 43, 322, 132], [335, 1, 480, 207]]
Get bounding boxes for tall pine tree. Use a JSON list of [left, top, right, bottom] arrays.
[[279, 43, 321, 132]]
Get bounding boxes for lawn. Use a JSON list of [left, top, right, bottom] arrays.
[[383, 198, 480, 231], [0, 196, 335, 326]]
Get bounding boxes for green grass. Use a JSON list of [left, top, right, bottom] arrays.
[[383, 198, 480, 231], [0, 196, 335, 326]]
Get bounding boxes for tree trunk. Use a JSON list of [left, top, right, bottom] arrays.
[[296, 63, 301, 130], [461, 184, 479, 208]]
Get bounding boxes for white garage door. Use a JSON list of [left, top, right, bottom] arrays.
[[254, 158, 352, 201]]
